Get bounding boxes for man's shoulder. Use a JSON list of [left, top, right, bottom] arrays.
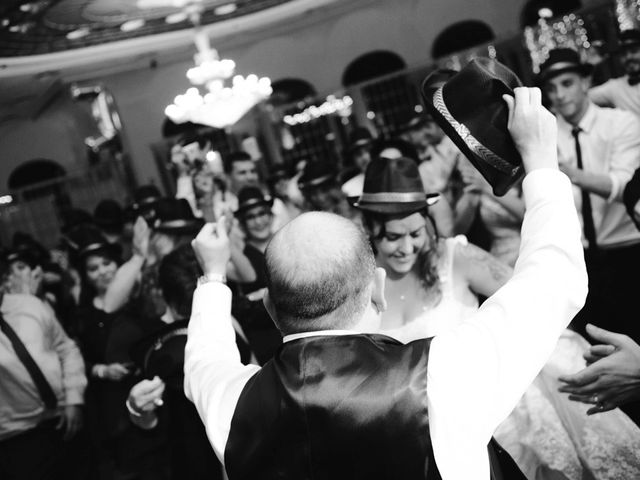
[[592, 103, 640, 128]]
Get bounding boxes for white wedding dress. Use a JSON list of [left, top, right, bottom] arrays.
[[382, 236, 640, 480]]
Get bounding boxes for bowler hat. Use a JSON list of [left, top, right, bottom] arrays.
[[618, 29, 640, 50], [353, 155, 439, 215], [421, 58, 525, 197], [537, 48, 594, 84], [132, 184, 162, 209], [152, 198, 203, 235], [235, 187, 274, 218], [298, 161, 338, 191], [347, 127, 374, 153]]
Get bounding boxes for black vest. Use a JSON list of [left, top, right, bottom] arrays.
[[225, 334, 525, 480]]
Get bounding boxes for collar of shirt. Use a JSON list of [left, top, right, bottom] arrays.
[[283, 329, 364, 343]]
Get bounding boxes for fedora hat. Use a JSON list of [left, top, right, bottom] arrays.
[[353, 155, 439, 215], [298, 161, 338, 191], [537, 48, 594, 84], [64, 224, 121, 263], [347, 127, 375, 153], [421, 57, 525, 197], [94, 199, 124, 231], [152, 198, 203, 235], [619, 29, 640, 50], [235, 186, 274, 218]]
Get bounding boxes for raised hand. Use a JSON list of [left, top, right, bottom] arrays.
[[558, 324, 640, 414], [192, 216, 231, 276], [502, 87, 558, 173], [132, 216, 150, 259]]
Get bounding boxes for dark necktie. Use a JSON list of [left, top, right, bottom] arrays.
[[571, 127, 598, 249]]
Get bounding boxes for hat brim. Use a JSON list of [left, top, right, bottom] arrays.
[[351, 193, 440, 215], [421, 81, 524, 197], [154, 219, 204, 235]]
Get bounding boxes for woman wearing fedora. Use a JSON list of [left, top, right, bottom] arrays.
[[353, 153, 512, 344]]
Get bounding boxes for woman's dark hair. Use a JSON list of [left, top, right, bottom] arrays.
[[362, 208, 440, 292], [158, 244, 202, 320], [77, 247, 121, 307]]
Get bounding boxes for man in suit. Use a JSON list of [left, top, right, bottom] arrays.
[[184, 87, 587, 479]]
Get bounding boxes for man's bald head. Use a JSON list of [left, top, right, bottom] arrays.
[[265, 212, 376, 334]]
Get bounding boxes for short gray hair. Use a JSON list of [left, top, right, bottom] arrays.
[[265, 212, 376, 334]]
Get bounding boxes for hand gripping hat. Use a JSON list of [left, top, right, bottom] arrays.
[[353, 155, 439, 215], [421, 58, 525, 197]]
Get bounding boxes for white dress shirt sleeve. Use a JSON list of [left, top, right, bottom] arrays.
[[184, 283, 261, 463], [606, 111, 640, 202], [427, 169, 588, 480]]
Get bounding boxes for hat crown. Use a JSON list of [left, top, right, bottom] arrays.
[[421, 58, 525, 196], [133, 184, 162, 205], [620, 28, 640, 45], [154, 198, 197, 223], [65, 225, 110, 255], [539, 48, 582, 74], [298, 161, 337, 189], [362, 156, 425, 196]]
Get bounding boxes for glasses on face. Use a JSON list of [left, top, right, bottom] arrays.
[[243, 209, 271, 222]]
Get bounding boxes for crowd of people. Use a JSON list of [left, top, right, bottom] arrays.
[[3, 29, 640, 480]]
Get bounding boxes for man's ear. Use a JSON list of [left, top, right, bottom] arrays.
[[371, 267, 387, 313], [263, 290, 278, 323]]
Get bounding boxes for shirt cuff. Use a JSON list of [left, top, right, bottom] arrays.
[[522, 168, 573, 205]]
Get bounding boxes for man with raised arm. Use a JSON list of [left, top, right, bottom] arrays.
[[184, 86, 587, 480]]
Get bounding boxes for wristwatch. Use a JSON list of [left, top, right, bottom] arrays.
[[197, 272, 227, 286]]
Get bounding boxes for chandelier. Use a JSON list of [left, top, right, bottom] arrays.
[[153, 1, 273, 128]]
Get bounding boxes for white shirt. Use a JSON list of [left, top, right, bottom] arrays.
[[556, 103, 640, 248], [589, 76, 640, 117], [184, 169, 587, 480]]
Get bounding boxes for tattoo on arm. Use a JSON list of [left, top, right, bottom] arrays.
[[458, 243, 512, 285]]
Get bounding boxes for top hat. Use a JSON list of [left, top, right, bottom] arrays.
[[298, 161, 338, 191], [65, 224, 121, 262], [537, 48, 594, 84], [619, 29, 640, 50], [152, 198, 203, 235], [353, 155, 439, 215], [421, 58, 525, 197], [347, 127, 375, 152], [235, 187, 274, 218], [94, 200, 124, 231], [9, 233, 50, 268]]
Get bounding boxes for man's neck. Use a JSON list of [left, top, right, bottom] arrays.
[[248, 238, 270, 253]]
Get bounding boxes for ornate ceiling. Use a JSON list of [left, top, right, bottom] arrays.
[[0, 0, 295, 57]]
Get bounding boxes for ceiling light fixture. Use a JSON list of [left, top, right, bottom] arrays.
[[157, 1, 272, 129]]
